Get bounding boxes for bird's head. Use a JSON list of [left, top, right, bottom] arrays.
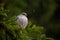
[[21, 12, 27, 16], [16, 12, 27, 20]]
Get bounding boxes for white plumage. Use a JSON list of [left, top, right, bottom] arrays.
[[16, 12, 28, 29]]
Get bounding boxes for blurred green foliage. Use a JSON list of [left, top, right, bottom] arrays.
[[0, 22, 54, 40], [0, 9, 54, 40]]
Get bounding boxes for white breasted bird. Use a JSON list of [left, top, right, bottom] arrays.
[[16, 12, 28, 29]]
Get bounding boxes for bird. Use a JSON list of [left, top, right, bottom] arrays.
[[16, 12, 28, 29]]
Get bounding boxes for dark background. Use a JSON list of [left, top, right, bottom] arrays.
[[0, 0, 60, 40]]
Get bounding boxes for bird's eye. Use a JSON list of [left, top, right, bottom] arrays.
[[22, 14, 25, 15], [22, 13, 27, 16]]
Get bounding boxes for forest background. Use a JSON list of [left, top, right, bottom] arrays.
[[0, 0, 60, 40]]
